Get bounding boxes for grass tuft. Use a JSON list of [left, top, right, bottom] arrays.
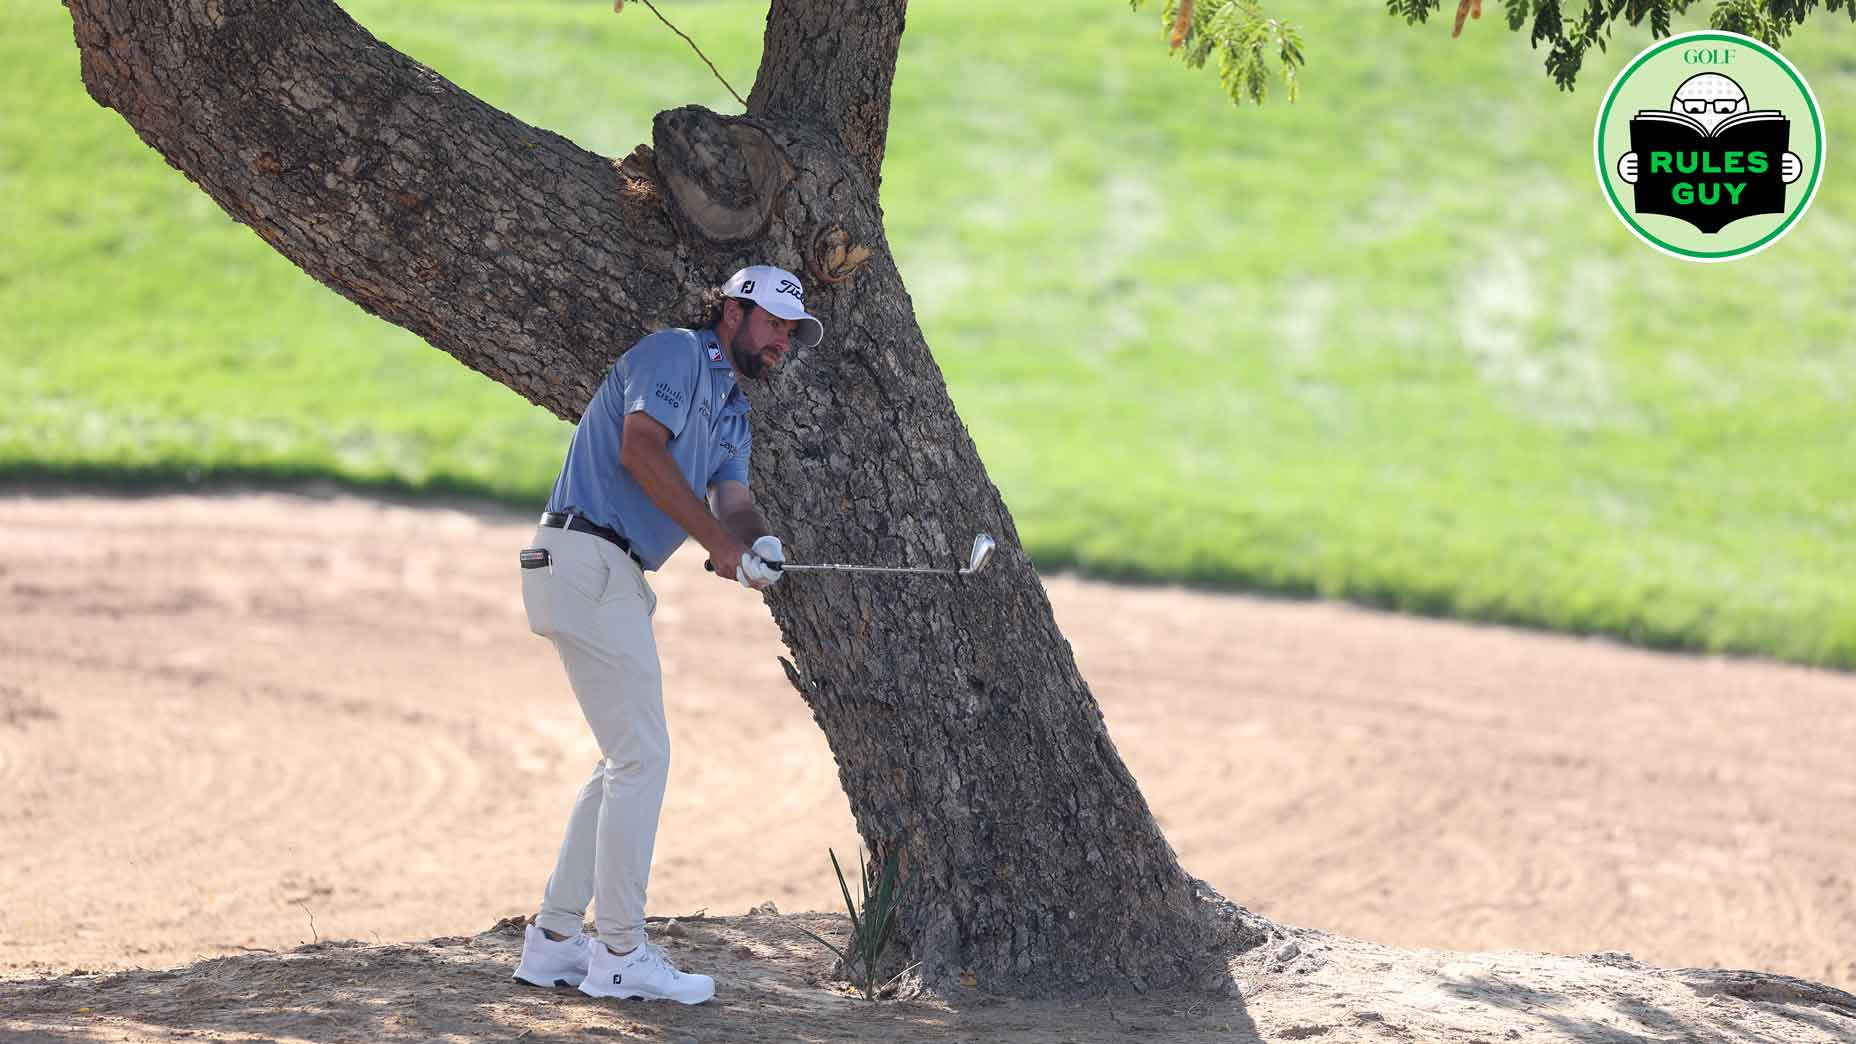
[[798, 846, 910, 1001]]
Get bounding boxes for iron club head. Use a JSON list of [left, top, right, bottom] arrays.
[[962, 533, 996, 575]]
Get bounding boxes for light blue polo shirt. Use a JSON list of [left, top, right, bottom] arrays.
[[544, 327, 751, 571]]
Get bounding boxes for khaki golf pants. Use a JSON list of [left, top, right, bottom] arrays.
[[520, 524, 665, 953]]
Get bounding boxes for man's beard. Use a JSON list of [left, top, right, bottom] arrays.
[[729, 328, 767, 380]]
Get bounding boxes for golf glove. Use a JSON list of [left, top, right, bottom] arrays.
[[737, 541, 783, 590], [751, 535, 784, 568]]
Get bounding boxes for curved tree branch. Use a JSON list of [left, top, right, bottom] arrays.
[[65, 0, 699, 420]]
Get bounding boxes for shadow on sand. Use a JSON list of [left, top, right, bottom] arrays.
[[1, 915, 1265, 1044]]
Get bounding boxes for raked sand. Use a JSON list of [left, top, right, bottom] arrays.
[[2, 488, 1852, 999]]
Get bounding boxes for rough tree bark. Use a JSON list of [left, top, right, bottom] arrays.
[[64, 0, 1267, 996]]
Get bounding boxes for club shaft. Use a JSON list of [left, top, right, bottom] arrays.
[[777, 562, 963, 576], [704, 561, 964, 575]]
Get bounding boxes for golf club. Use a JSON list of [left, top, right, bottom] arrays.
[[707, 533, 996, 578]]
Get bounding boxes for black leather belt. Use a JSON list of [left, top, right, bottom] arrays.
[[539, 512, 645, 570]]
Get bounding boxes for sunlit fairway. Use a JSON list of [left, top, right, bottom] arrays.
[[4, 0, 1852, 666]]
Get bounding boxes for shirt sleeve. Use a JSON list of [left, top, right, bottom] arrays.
[[710, 415, 751, 488], [619, 330, 701, 438]]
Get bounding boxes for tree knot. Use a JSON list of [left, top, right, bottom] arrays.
[[808, 225, 872, 286], [652, 106, 790, 244]]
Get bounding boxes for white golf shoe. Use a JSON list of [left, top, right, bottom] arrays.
[[578, 940, 715, 1004], [512, 923, 592, 988]]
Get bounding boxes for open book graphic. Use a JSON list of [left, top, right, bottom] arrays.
[[1627, 109, 1790, 233]]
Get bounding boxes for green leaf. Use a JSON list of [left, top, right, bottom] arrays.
[[796, 927, 848, 968], [827, 848, 863, 942], [1134, 0, 1306, 106]]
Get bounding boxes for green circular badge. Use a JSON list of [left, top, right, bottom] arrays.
[[1594, 30, 1825, 262]]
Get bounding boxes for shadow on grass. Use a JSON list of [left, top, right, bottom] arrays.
[[0, 462, 538, 517], [1029, 544, 1856, 674], [5, 464, 1851, 673]]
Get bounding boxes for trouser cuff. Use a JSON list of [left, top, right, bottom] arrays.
[[597, 929, 646, 953], [535, 912, 587, 938]]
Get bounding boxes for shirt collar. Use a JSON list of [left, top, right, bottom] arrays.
[[699, 329, 750, 412]]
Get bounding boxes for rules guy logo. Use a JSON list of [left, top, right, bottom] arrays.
[[1595, 32, 1823, 261]]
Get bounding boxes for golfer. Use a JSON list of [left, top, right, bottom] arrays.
[[511, 265, 823, 1004]]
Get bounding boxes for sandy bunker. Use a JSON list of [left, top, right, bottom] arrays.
[[2, 488, 1852, 999]]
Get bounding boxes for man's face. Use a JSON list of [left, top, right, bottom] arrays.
[[728, 303, 796, 380]]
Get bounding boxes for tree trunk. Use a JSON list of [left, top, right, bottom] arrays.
[[63, 0, 1267, 995]]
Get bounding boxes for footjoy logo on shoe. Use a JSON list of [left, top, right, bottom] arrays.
[[1595, 31, 1825, 261], [612, 974, 623, 985]]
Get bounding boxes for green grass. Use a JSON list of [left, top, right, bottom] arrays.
[[5, 1, 1854, 667]]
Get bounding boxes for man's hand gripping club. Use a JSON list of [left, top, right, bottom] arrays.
[[736, 535, 783, 589], [619, 412, 782, 590]]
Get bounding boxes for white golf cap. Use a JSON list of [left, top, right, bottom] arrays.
[[721, 265, 825, 348]]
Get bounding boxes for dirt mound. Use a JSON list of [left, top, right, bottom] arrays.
[[4, 913, 1852, 1043]]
